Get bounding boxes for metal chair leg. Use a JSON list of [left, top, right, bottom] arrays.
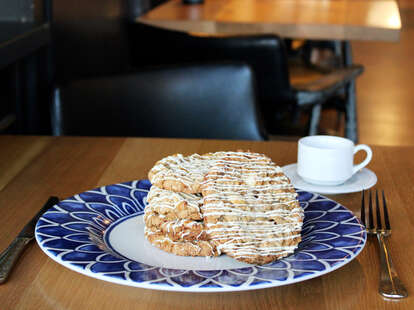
[[309, 103, 321, 135], [343, 41, 358, 143], [345, 81, 358, 143]]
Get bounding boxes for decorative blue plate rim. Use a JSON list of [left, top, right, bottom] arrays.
[[35, 179, 366, 292]]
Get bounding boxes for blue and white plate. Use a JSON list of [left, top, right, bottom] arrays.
[[35, 180, 366, 292]]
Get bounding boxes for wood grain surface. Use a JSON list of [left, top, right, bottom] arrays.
[[0, 135, 413, 309], [137, 0, 401, 41]]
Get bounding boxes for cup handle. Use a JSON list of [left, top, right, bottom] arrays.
[[352, 144, 373, 175]]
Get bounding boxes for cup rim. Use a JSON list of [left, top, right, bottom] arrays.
[[298, 135, 354, 150]]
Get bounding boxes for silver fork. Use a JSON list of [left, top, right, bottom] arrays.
[[361, 190, 408, 298]]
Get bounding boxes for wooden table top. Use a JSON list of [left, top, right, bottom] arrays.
[[1, 135, 413, 309], [137, 0, 401, 41]]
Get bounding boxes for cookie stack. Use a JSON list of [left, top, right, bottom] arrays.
[[144, 151, 304, 265], [144, 154, 219, 257]]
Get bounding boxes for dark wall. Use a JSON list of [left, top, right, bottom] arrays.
[[0, 0, 33, 21], [0, 0, 41, 134], [51, 0, 167, 83], [52, 0, 131, 83], [0, 0, 166, 134]]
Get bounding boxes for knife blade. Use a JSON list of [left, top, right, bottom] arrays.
[[0, 196, 59, 284], [17, 196, 60, 238]]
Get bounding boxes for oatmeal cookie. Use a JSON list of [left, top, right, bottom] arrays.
[[144, 228, 219, 257], [146, 185, 203, 220], [144, 208, 207, 242], [201, 151, 303, 265], [148, 153, 212, 194]]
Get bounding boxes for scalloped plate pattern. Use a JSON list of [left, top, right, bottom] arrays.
[[35, 180, 366, 292]]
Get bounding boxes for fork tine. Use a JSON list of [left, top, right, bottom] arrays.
[[368, 190, 374, 229], [382, 190, 391, 230], [375, 189, 382, 230], [361, 190, 366, 226]]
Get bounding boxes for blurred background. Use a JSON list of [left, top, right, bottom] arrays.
[[0, 0, 411, 145]]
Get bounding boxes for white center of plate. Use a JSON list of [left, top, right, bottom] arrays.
[[107, 215, 251, 270]]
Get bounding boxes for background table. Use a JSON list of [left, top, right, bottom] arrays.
[[137, 0, 402, 143], [137, 0, 401, 42], [0, 135, 413, 309]]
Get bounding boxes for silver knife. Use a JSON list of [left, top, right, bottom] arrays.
[[0, 196, 59, 284]]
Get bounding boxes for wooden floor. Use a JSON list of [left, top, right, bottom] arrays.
[[352, 0, 414, 146]]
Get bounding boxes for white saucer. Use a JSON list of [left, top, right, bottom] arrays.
[[282, 163, 377, 194]]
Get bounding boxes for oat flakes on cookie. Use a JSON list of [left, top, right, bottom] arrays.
[[148, 153, 213, 194], [145, 151, 303, 264], [201, 151, 303, 265], [146, 186, 203, 221], [144, 228, 219, 257], [144, 208, 207, 242]]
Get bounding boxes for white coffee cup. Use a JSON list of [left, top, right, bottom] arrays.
[[297, 135, 372, 186]]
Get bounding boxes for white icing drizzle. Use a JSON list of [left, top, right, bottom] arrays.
[[145, 151, 303, 262], [201, 151, 304, 261], [144, 227, 216, 255], [146, 186, 203, 218], [148, 154, 211, 190], [144, 202, 206, 241]]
